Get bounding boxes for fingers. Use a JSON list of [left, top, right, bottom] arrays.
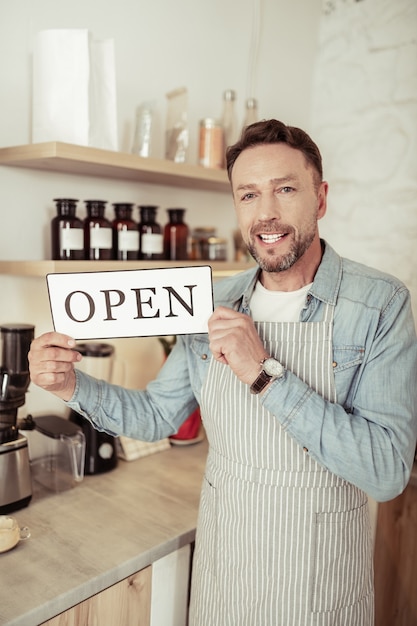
[[29, 334, 80, 372], [28, 332, 80, 400], [208, 307, 267, 384], [209, 306, 243, 323], [208, 307, 244, 362], [30, 331, 77, 353]]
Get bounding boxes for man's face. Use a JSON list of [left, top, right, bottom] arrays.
[[231, 143, 327, 275]]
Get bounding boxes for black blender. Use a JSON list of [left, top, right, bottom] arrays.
[[0, 324, 34, 514]]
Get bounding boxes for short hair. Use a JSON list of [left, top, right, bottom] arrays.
[[226, 119, 323, 188]]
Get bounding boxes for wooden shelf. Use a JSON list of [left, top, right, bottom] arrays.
[[0, 142, 230, 193], [0, 143, 245, 279], [0, 259, 254, 279]]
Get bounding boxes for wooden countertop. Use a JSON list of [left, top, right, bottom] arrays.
[[0, 439, 208, 626]]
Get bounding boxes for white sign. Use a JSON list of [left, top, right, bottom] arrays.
[[47, 266, 213, 340]]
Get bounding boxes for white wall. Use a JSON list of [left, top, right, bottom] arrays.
[[0, 0, 322, 415], [311, 0, 417, 314]]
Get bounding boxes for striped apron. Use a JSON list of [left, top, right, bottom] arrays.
[[189, 303, 374, 626]]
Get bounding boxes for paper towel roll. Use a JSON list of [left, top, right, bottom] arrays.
[[32, 29, 118, 150]]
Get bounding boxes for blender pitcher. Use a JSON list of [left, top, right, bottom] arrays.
[[26, 415, 86, 492]]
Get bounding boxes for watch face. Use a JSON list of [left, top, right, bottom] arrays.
[[263, 357, 284, 377]]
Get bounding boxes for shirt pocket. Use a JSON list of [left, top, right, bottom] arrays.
[[190, 335, 212, 363], [332, 345, 365, 407], [310, 501, 373, 613]]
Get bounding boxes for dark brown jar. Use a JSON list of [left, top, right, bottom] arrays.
[[84, 200, 113, 260], [163, 208, 189, 260], [51, 198, 84, 260], [138, 205, 163, 260], [112, 203, 139, 260]]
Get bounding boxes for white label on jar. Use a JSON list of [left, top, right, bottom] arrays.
[[90, 226, 112, 249], [141, 233, 163, 254], [118, 230, 139, 252], [61, 226, 84, 251]]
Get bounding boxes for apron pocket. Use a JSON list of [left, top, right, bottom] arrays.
[[311, 501, 372, 613], [195, 474, 218, 577]]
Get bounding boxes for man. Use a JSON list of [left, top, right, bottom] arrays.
[[29, 120, 417, 625]]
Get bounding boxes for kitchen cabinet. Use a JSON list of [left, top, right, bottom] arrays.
[[374, 465, 417, 626], [40, 545, 191, 626], [40, 565, 152, 626]]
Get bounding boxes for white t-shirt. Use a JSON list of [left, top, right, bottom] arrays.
[[250, 281, 312, 323]]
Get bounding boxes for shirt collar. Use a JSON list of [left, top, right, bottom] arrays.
[[308, 240, 342, 306]]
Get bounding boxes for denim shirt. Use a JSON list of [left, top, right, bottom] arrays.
[[67, 241, 417, 502]]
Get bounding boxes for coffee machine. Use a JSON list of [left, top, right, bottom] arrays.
[[0, 324, 34, 514]]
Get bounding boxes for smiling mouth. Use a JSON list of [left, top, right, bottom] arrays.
[[258, 233, 287, 244]]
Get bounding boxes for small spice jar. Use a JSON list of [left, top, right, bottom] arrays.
[[138, 205, 163, 260], [163, 208, 189, 261], [112, 203, 139, 260], [200, 237, 228, 261], [51, 198, 84, 260], [192, 227, 217, 260], [199, 118, 225, 169], [84, 200, 113, 260]]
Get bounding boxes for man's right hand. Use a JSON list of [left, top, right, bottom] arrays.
[[28, 332, 82, 401]]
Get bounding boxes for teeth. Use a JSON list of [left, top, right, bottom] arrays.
[[259, 234, 284, 243]]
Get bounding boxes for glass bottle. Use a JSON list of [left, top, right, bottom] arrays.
[[163, 208, 189, 261], [221, 89, 238, 151], [112, 203, 139, 260], [243, 97, 259, 129], [131, 102, 154, 157], [51, 198, 84, 260], [84, 200, 113, 260], [138, 205, 163, 260]]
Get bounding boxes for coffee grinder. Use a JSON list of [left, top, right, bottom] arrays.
[[0, 324, 34, 514]]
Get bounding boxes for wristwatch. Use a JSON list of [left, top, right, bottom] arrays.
[[250, 357, 285, 394]]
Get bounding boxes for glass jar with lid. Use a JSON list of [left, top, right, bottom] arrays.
[[84, 200, 113, 260], [200, 237, 228, 261], [51, 198, 84, 260], [192, 227, 217, 261], [138, 205, 163, 260], [163, 208, 189, 260], [199, 118, 224, 169], [112, 203, 139, 260]]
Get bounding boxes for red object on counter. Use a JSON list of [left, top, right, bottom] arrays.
[[170, 407, 201, 441]]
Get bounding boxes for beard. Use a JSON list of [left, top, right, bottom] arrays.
[[246, 219, 317, 274]]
